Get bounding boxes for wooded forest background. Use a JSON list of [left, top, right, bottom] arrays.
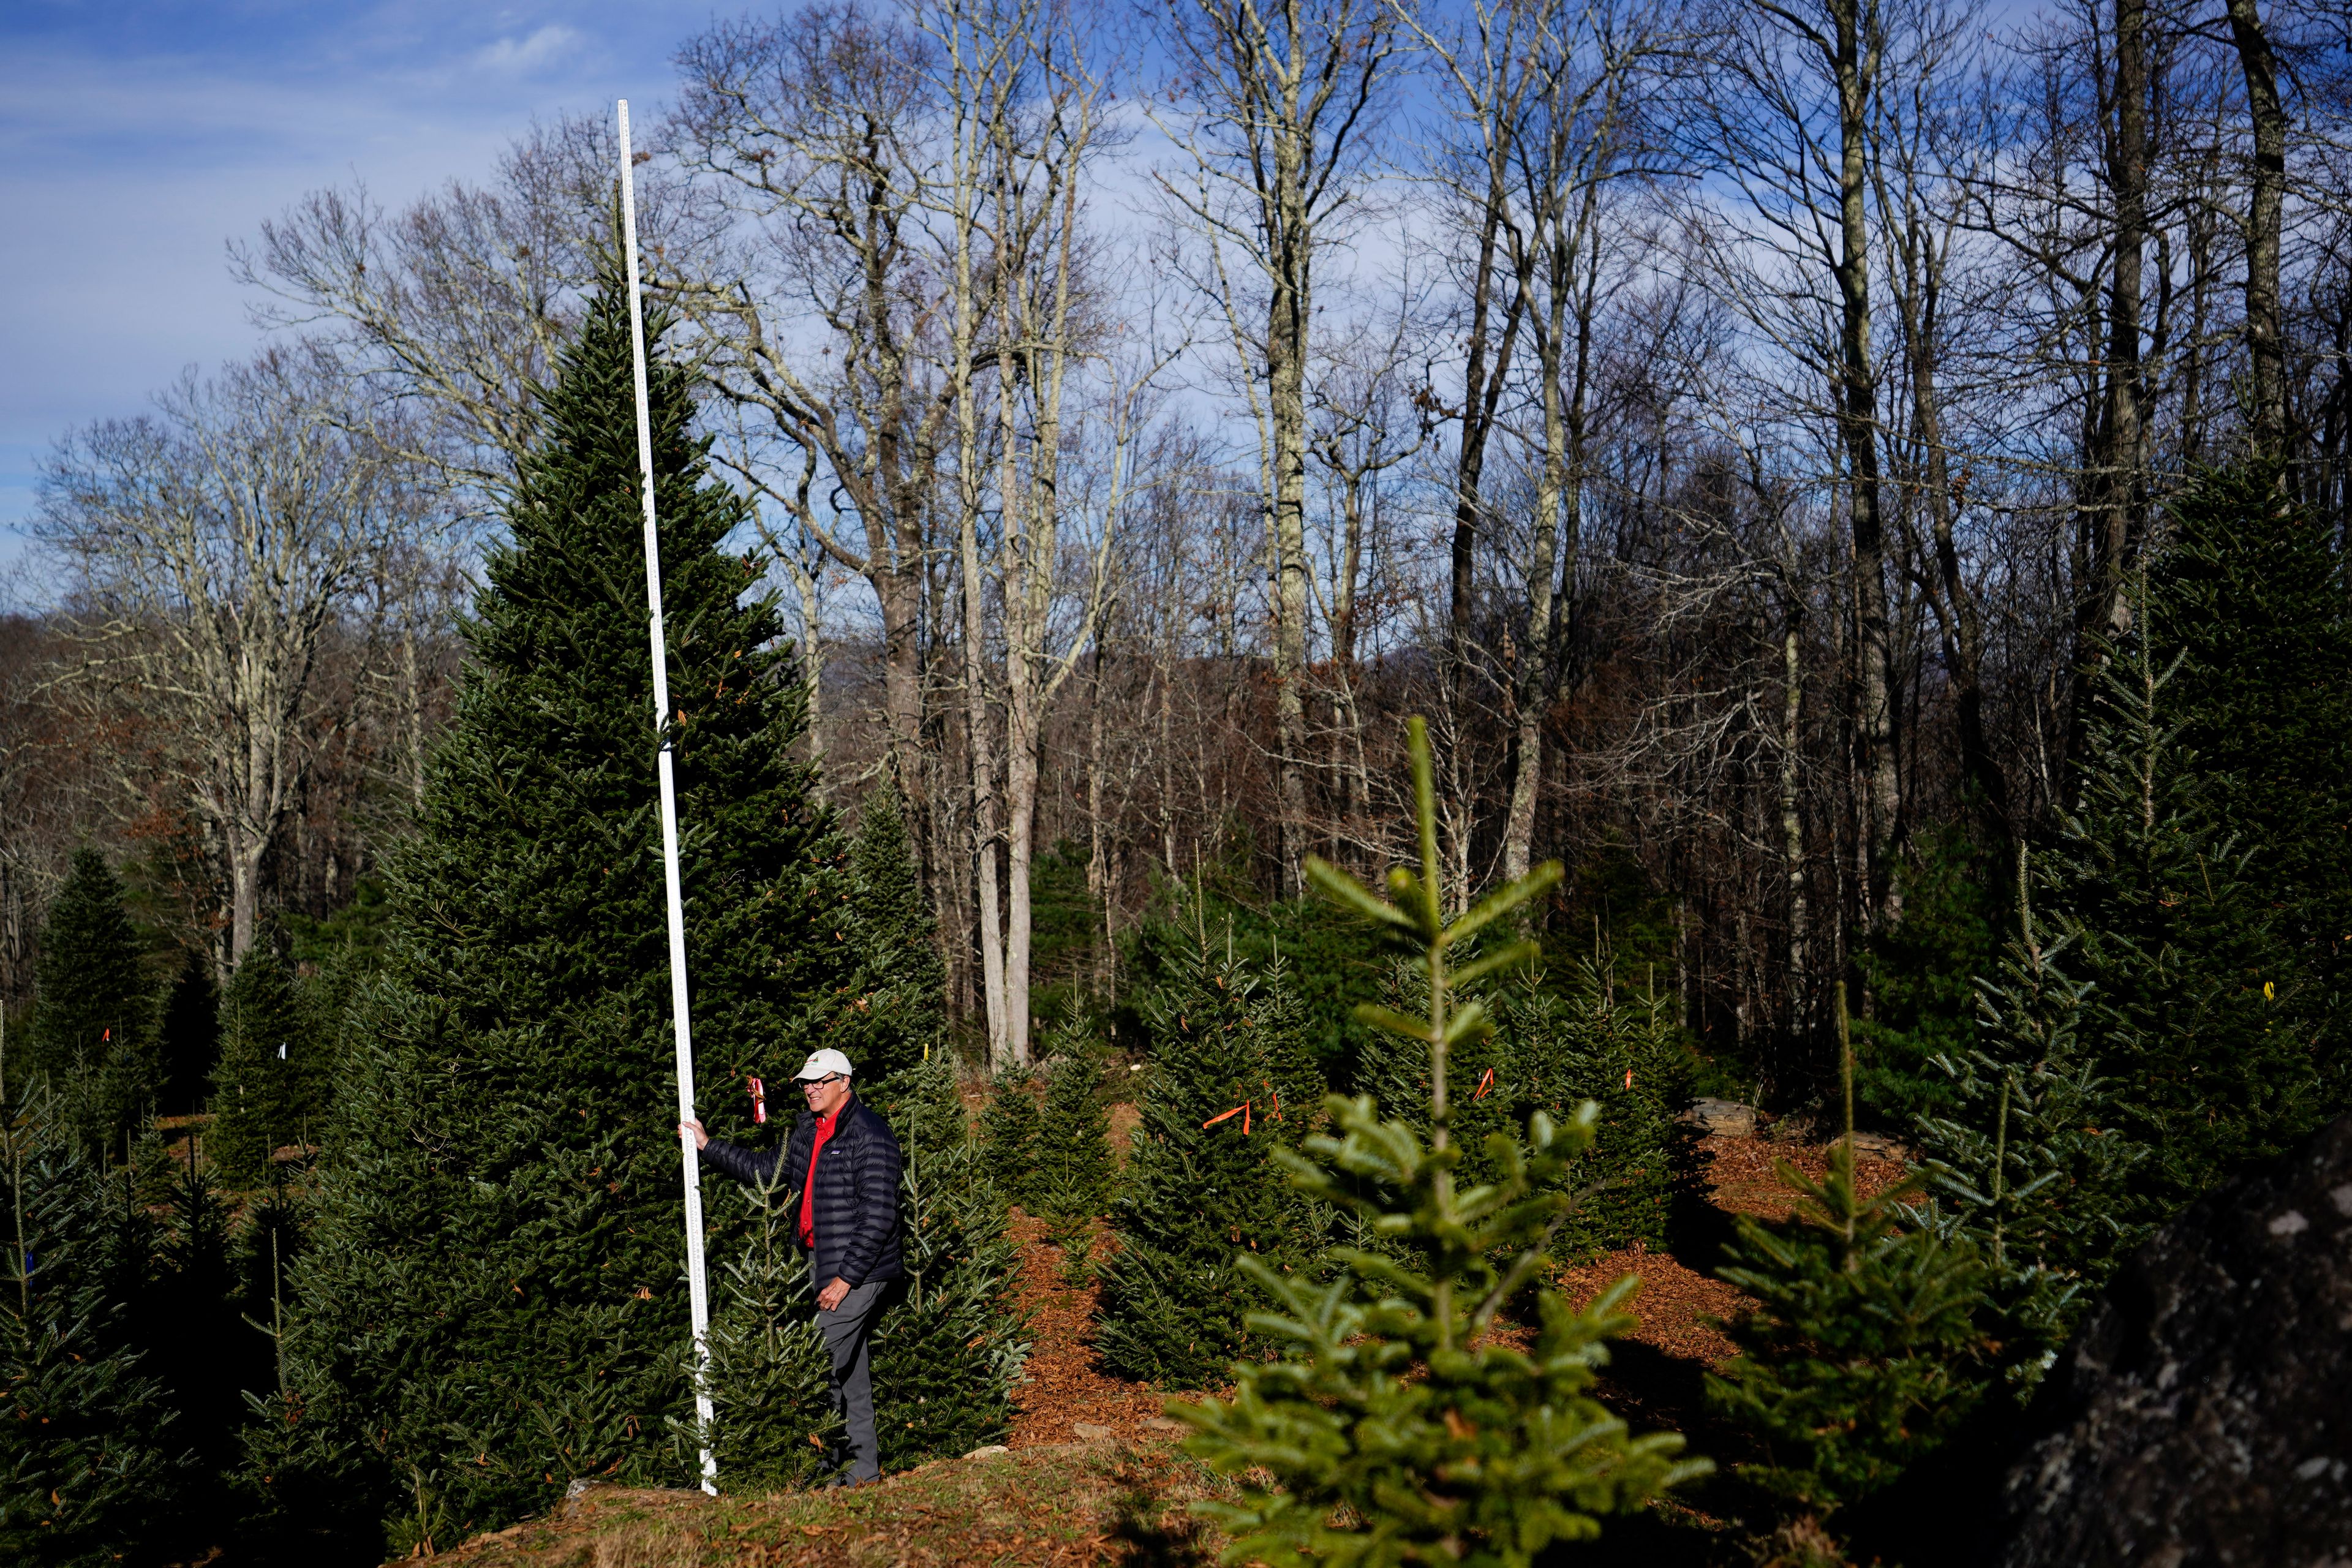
[[7, 0, 2346, 1117]]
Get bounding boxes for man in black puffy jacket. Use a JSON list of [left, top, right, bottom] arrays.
[[682, 1046, 903, 1485]]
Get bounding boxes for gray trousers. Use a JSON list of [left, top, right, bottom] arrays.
[[815, 1279, 889, 1481]]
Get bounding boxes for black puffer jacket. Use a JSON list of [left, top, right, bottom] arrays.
[[703, 1093, 905, 1288]]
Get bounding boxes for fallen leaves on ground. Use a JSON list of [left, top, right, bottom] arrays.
[[1703, 1134, 1910, 1220], [1006, 1212, 1205, 1450]]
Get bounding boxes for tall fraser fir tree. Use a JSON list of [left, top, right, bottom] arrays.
[[1095, 919, 1320, 1388], [2045, 577, 2310, 1218], [1176, 719, 1706, 1564], [1, 1086, 185, 1565], [263, 257, 859, 1549], [28, 850, 154, 1159], [2152, 462, 2352, 1100]]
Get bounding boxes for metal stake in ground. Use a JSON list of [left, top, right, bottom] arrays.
[[617, 97, 717, 1496]]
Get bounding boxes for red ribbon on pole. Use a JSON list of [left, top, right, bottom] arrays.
[[748, 1076, 767, 1125]]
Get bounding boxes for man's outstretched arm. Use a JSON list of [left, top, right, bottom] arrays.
[[680, 1118, 785, 1186]]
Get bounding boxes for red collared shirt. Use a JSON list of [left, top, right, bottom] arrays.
[[797, 1103, 842, 1248]]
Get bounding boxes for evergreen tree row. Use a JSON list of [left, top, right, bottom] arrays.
[[1714, 461, 2352, 1564]]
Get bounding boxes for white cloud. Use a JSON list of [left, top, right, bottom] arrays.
[[472, 23, 582, 75]]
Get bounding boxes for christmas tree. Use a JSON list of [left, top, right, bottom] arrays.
[[155, 948, 219, 1119], [1853, 826, 2004, 1125], [1355, 952, 1523, 1205], [1175, 718, 1708, 1564], [1916, 870, 2140, 1385], [1507, 962, 1686, 1258], [867, 1052, 1027, 1466], [28, 849, 155, 1159], [1246, 944, 1326, 1151], [2152, 461, 2352, 1102], [697, 1169, 837, 1490], [141, 1150, 254, 1552], [839, 780, 946, 1079], [1094, 918, 1320, 1388], [1708, 989, 1993, 1525], [2044, 580, 2311, 1218], [207, 944, 309, 1188], [0, 1085, 186, 1564], [1031, 1007, 1115, 1223], [978, 1065, 1041, 1212], [263, 249, 858, 1547]]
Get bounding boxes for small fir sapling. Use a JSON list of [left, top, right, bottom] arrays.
[[1033, 1006, 1116, 1219], [1355, 953, 1522, 1202], [147, 1149, 251, 1543], [1174, 718, 1709, 1566], [1507, 962, 1686, 1257], [838, 780, 949, 1079], [156, 949, 220, 1119], [1030, 1007, 1117, 1285], [1707, 986, 1993, 1521]]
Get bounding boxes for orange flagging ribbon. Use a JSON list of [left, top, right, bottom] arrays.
[[1203, 1101, 1253, 1134], [1624, 1069, 1634, 1089], [1473, 1067, 1495, 1101]]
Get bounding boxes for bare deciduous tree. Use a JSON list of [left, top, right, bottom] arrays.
[[36, 349, 419, 967]]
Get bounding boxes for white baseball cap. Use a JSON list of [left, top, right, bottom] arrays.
[[793, 1048, 856, 1081]]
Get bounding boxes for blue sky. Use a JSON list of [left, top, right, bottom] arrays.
[[0, 1, 724, 574]]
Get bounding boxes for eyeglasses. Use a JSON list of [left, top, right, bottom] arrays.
[[800, 1075, 847, 1091]]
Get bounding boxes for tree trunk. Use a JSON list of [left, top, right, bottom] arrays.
[[1779, 612, 1809, 1046], [2066, 0, 2149, 793], [1830, 0, 1902, 929], [2226, 0, 2288, 456]]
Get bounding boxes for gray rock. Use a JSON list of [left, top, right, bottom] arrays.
[[1681, 1097, 1758, 1137], [1995, 1111, 2352, 1567], [1849, 1129, 1914, 1163]]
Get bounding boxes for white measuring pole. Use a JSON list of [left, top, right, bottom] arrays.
[[617, 99, 717, 1497]]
